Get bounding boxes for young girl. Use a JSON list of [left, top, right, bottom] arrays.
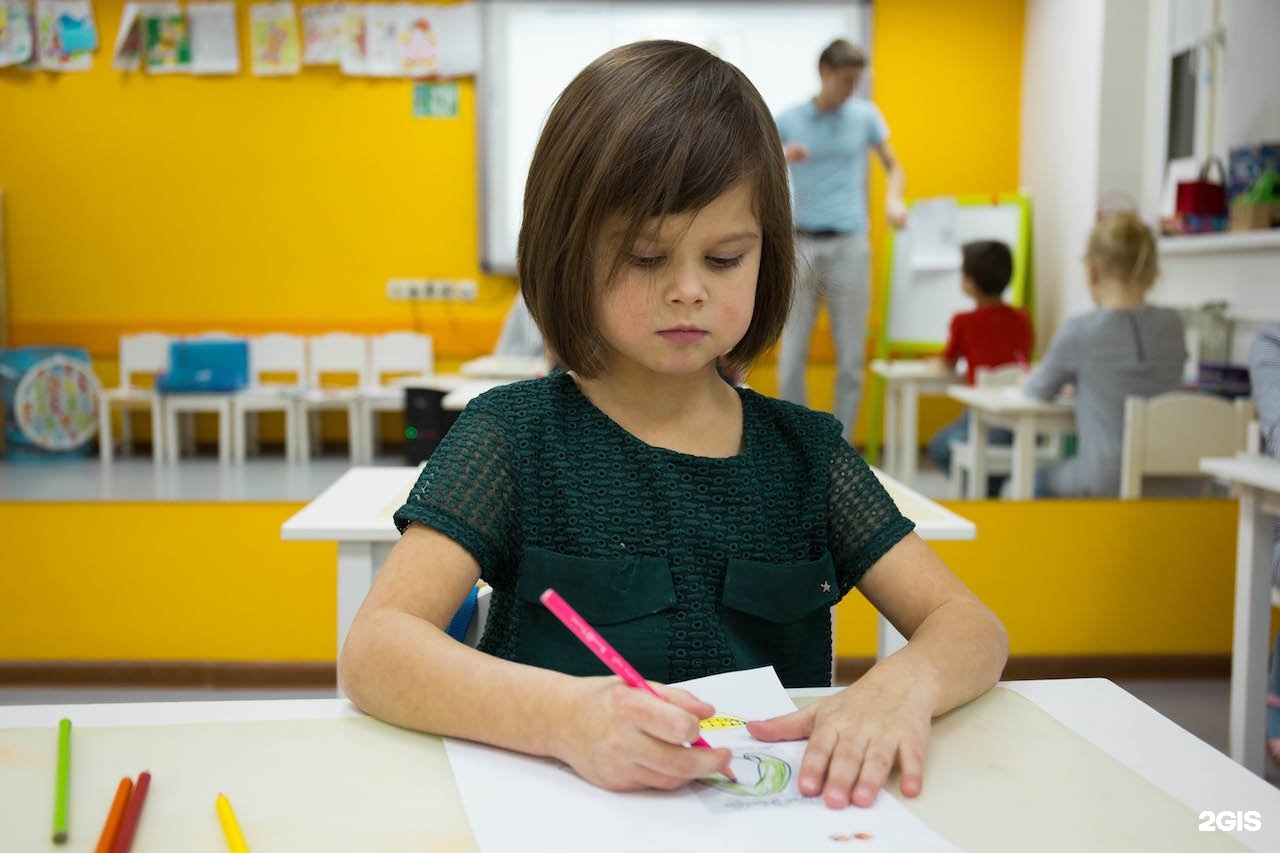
[[1024, 212, 1186, 497], [339, 40, 1007, 811]]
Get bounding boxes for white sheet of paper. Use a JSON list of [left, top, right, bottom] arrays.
[[907, 197, 962, 272], [301, 1, 343, 65], [188, 1, 238, 74], [445, 666, 957, 852]]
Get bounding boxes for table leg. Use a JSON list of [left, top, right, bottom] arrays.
[[335, 542, 393, 697], [1011, 415, 1037, 500], [968, 413, 989, 500], [903, 381, 920, 486], [1227, 487, 1272, 775], [883, 380, 899, 477], [876, 615, 908, 662]]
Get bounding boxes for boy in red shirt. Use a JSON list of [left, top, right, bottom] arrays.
[[926, 241, 1033, 494]]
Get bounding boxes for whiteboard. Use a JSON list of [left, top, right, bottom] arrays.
[[479, 1, 869, 274], [883, 196, 1032, 350]]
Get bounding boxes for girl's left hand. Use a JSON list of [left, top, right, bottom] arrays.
[[744, 672, 935, 809]]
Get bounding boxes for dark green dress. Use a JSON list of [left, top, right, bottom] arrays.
[[394, 370, 914, 688]]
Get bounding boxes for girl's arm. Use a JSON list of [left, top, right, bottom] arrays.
[[747, 533, 1007, 809], [1023, 319, 1078, 400], [338, 524, 732, 789]]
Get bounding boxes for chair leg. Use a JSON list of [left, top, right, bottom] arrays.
[[348, 405, 362, 465], [151, 403, 164, 464], [165, 405, 180, 463], [232, 407, 246, 464], [182, 412, 196, 456], [99, 399, 114, 463], [949, 452, 964, 500], [218, 402, 231, 465], [310, 411, 321, 457], [247, 413, 261, 456], [295, 403, 310, 462], [120, 408, 133, 457]]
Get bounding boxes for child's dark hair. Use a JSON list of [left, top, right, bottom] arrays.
[[818, 39, 866, 71], [961, 241, 1014, 297], [517, 40, 795, 379]]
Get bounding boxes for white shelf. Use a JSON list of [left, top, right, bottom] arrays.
[[1159, 229, 1280, 255]]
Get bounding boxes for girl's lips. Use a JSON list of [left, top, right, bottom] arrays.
[[657, 329, 709, 344]]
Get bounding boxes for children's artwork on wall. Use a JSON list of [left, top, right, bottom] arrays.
[[423, 0, 478, 77], [362, 2, 402, 77], [144, 3, 190, 74], [301, 1, 342, 65], [339, 2, 367, 75], [112, 1, 143, 70], [188, 1, 238, 74], [0, 0, 34, 68], [400, 7, 438, 77], [35, 0, 96, 71], [250, 2, 299, 76]]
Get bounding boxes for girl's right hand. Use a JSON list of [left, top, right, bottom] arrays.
[[553, 676, 734, 792]]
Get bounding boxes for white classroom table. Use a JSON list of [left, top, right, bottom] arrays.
[[1199, 454, 1280, 776], [947, 385, 1075, 500], [443, 379, 510, 412], [281, 466, 975, 686], [458, 354, 550, 379], [3, 680, 1278, 851], [870, 359, 959, 486]]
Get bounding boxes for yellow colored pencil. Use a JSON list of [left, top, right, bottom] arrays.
[[215, 793, 249, 853]]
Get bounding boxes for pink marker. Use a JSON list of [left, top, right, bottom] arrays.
[[539, 588, 735, 779]]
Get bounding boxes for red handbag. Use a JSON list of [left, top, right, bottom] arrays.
[[1176, 157, 1228, 216]]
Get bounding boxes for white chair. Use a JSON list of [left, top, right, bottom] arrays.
[[1119, 393, 1253, 498], [160, 332, 243, 464], [297, 333, 369, 464], [356, 332, 434, 464], [97, 332, 171, 464], [232, 333, 307, 463], [948, 364, 1062, 498]]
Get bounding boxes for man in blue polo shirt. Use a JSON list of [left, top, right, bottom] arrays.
[[775, 39, 905, 442]]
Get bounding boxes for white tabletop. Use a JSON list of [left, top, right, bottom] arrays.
[[947, 384, 1075, 417], [280, 467, 973, 543], [459, 355, 550, 379], [3, 680, 1277, 851], [1201, 453, 1280, 492], [443, 379, 510, 411], [870, 359, 958, 381]]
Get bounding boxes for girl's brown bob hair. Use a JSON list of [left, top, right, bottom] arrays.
[[517, 40, 795, 378]]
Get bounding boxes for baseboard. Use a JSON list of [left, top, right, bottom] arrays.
[[837, 654, 1231, 685], [0, 661, 337, 688], [1, 655, 1232, 690]]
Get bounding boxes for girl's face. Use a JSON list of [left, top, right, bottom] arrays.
[[591, 181, 761, 379]]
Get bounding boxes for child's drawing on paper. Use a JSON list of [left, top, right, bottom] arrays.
[[400, 14, 436, 76], [693, 713, 812, 812], [250, 3, 299, 75]]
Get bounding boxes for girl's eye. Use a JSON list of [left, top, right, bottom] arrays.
[[629, 254, 663, 268], [708, 255, 744, 270]]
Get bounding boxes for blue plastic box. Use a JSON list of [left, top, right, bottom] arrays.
[[157, 339, 249, 393]]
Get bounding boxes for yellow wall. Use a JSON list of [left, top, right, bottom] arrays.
[[2, 498, 1264, 662], [1, 0, 1025, 446]]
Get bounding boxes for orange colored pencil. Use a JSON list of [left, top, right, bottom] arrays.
[[94, 777, 132, 853], [110, 771, 150, 853]]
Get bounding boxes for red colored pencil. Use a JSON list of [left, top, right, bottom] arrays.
[[94, 777, 133, 853], [110, 771, 150, 853]]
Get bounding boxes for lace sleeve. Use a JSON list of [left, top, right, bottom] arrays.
[[393, 399, 519, 583], [827, 438, 915, 593]]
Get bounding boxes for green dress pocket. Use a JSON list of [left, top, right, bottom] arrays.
[[720, 551, 839, 687], [514, 546, 676, 681]]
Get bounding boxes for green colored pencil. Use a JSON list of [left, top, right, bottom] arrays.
[[52, 717, 71, 844]]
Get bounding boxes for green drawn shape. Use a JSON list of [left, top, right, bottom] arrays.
[[700, 753, 791, 797]]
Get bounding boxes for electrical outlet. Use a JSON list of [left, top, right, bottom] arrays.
[[436, 280, 455, 300], [387, 278, 428, 301], [455, 279, 478, 301]]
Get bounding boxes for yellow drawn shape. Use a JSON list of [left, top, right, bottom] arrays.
[[699, 716, 746, 730]]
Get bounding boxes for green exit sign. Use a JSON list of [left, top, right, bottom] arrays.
[[413, 82, 459, 118]]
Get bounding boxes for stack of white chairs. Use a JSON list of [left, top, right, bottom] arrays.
[[97, 332, 171, 464], [233, 333, 308, 463], [296, 333, 370, 464], [160, 331, 239, 464], [356, 332, 434, 465]]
